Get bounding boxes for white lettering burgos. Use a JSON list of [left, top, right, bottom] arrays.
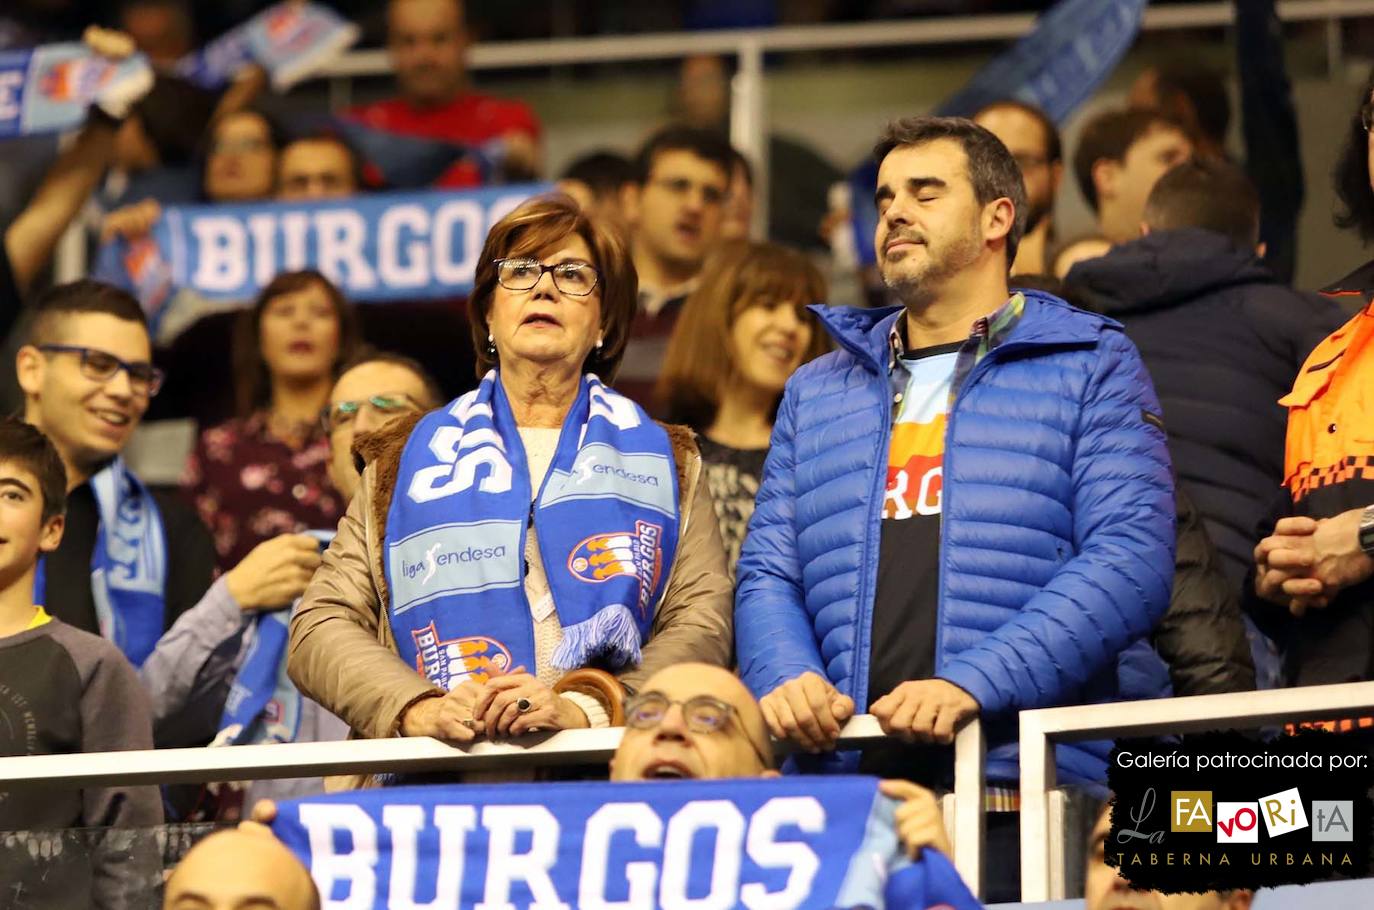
[[187, 195, 528, 296], [299, 797, 826, 910]]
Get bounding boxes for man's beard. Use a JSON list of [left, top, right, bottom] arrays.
[[880, 221, 984, 308]]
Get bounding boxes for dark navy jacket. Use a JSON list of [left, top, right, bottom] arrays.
[[1066, 228, 1348, 587]]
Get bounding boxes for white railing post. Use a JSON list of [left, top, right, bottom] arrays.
[[730, 37, 768, 239], [1019, 709, 1054, 902], [952, 717, 985, 898]]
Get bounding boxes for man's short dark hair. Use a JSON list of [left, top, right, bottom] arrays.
[[26, 280, 148, 347], [339, 347, 444, 410], [632, 126, 734, 185], [0, 417, 68, 522], [1153, 60, 1231, 147], [872, 116, 1028, 269], [281, 129, 366, 191], [1072, 108, 1186, 212], [559, 151, 635, 198], [1144, 158, 1260, 249], [972, 99, 1063, 164]]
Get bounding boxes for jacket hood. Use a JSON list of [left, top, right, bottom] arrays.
[[811, 289, 1115, 373], [1065, 227, 1273, 317]]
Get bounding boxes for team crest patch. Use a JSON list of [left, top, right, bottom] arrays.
[[567, 520, 664, 615], [411, 622, 512, 689]]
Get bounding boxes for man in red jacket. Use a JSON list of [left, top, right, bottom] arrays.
[[348, 0, 541, 187]]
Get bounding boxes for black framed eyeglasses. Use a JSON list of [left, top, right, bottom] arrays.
[[38, 345, 163, 397], [494, 258, 600, 297], [624, 692, 773, 767], [322, 393, 424, 432]]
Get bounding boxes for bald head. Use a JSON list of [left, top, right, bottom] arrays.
[[165, 829, 318, 910], [610, 663, 774, 782]]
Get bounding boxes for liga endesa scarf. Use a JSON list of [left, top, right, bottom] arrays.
[[36, 457, 167, 667], [386, 371, 680, 689], [270, 777, 984, 909]]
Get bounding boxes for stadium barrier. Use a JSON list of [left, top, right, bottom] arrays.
[[1018, 680, 1374, 900]]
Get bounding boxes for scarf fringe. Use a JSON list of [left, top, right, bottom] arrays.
[[552, 603, 643, 670]]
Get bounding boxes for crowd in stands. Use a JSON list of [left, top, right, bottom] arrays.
[[4, 0, 1374, 907]]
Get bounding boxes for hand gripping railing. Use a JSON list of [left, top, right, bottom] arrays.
[[0, 714, 987, 897], [1018, 680, 1374, 901]]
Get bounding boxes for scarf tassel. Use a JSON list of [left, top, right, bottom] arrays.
[[552, 603, 643, 671]]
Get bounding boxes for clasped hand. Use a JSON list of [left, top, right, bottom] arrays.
[[399, 668, 589, 742], [1254, 511, 1374, 617]]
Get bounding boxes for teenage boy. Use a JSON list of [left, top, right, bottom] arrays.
[[0, 417, 161, 909]]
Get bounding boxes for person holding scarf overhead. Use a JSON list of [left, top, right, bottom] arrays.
[[288, 195, 733, 749]]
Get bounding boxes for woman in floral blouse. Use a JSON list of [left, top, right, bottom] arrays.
[[183, 270, 360, 571]]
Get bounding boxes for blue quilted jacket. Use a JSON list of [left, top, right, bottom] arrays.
[[735, 291, 1176, 786]]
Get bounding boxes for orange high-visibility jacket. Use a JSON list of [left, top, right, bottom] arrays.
[[1280, 300, 1374, 507]]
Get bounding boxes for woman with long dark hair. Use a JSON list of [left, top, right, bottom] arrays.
[[657, 240, 829, 578], [183, 269, 360, 570]]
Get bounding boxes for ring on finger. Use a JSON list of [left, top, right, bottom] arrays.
[[516, 697, 533, 713]]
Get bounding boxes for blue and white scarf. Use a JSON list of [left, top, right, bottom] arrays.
[[216, 530, 334, 746], [35, 457, 167, 667], [271, 777, 983, 909], [386, 371, 679, 689]]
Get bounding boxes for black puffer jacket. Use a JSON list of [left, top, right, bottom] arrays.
[[1065, 228, 1348, 587], [1156, 487, 1255, 695]]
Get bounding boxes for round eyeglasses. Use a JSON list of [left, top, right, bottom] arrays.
[[624, 692, 773, 768], [495, 258, 599, 297]]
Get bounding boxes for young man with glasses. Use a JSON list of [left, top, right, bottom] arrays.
[[13, 281, 325, 758], [616, 125, 735, 409], [15, 281, 216, 701]]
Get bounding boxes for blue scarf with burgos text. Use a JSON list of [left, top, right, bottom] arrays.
[[270, 777, 983, 909], [35, 457, 167, 667], [91, 185, 551, 329], [386, 372, 679, 687]]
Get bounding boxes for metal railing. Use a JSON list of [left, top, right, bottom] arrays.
[[1018, 680, 1374, 901], [0, 714, 987, 897]]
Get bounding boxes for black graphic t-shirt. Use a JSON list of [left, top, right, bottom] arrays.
[[862, 342, 960, 782], [697, 436, 769, 581]]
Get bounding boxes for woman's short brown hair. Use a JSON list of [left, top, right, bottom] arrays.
[[233, 269, 360, 418], [469, 193, 638, 381], [657, 240, 829, 430]]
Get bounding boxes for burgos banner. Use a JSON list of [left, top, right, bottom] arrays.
[[270, 776, 982, 910], [101, 184, 552, 311]]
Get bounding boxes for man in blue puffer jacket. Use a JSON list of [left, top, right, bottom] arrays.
[[735, 117, 1176, 884]]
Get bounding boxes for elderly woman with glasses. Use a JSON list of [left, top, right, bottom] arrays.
[[288, 195, 733, 751]]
